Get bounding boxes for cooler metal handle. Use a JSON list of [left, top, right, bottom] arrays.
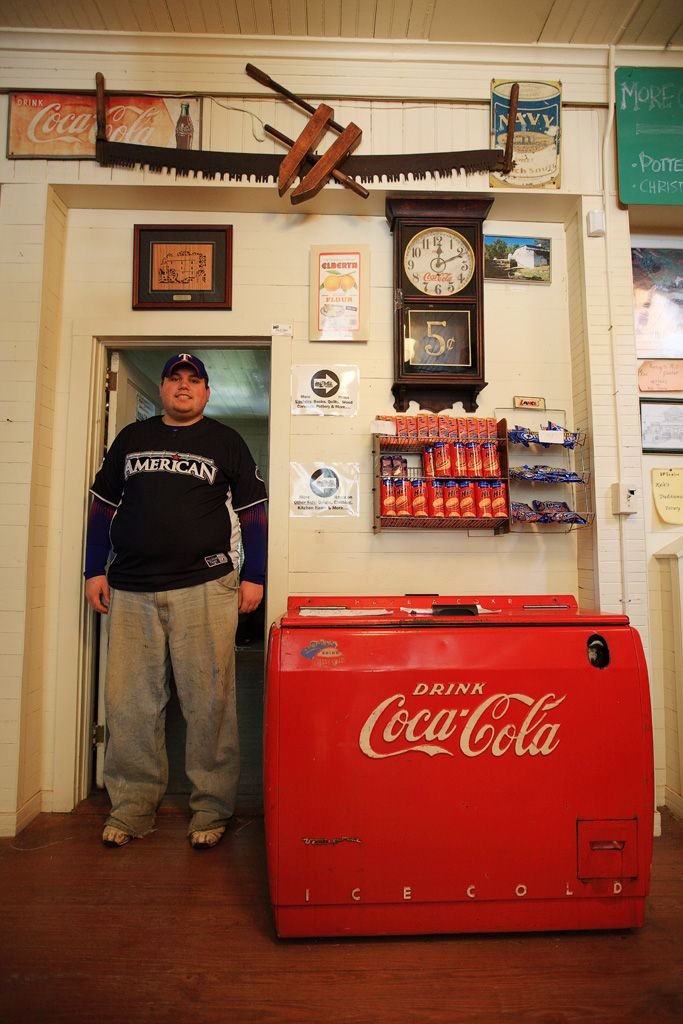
[[297, 606, 392, 617], [521, 603, 572, 610], [431, 604, 479, 616], [403, 604, 502, 617]]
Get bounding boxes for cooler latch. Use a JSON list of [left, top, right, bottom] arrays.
[[401, 603, 502, 617], [577, 819, 639, 879], [431, 604, 479, 616]]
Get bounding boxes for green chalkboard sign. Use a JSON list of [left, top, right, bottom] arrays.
[[615, 67, 683, 206]]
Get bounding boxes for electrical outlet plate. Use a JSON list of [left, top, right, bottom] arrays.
[[612, 483, 637, 515]]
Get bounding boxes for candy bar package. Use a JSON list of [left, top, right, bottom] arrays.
[[532, 500, 587, 524], [509, 464, 582, 483], [511, 501, 543, 522], [508, 425, 537, 447], [437, 416, 449, 439], [509, 465, 537, 481], [410, 479, 428, 517], [531, 465, 582, 483], [380, 478, 396, 516], [508, 423, 580, 450], [416, 414, 431, 440], [545, 422, 579, 449]]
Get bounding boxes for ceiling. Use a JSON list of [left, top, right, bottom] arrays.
[[0, 0, 681, 47]]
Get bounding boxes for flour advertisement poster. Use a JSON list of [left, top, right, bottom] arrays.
[[309, 246, 370, 342]]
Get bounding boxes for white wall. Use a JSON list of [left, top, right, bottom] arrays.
[[57, 204, 578, 596], [0, 29, 678, 832]]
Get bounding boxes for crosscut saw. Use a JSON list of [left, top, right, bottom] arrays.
[[94, 69, 518, 195]]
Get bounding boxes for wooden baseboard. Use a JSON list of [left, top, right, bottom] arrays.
[[664, 786, 683, 820], [0, 791, 43, 837]]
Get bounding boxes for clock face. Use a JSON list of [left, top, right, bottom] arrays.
[[403, 226, 476, 297]]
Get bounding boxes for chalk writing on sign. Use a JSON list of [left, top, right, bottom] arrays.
[[616, 68, 683, 205]]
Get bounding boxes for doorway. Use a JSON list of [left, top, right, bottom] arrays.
[[92, 343, 271, 815]]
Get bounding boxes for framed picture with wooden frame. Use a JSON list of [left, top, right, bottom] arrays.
[[133, 224, 232, 310]]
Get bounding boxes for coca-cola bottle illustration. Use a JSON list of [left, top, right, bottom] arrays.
[[175, 102, 194, 149]]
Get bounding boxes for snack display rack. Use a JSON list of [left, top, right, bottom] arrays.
[[372, 417, 510, 534], [498, 408, 594, 533]]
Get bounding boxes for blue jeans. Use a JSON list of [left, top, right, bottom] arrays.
[[103, 574, 240, 836]]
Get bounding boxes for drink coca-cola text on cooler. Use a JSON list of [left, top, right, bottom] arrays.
[[359, 688, 565, 759]]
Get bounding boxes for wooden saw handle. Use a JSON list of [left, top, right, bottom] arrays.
[[246, 63, 347, 135], [502, 82, 520, 175]]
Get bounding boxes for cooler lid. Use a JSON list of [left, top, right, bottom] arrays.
[[278, 595, 630, 628]]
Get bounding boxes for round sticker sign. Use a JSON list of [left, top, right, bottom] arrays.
[[310, 467, 340, 498], [311, 369, 340, 397]]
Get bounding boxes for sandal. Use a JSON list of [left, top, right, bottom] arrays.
[[189, 826, 226, 849], [102, 825, 132, 847]]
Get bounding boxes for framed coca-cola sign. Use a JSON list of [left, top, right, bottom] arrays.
[[7, 93, 201, 159], [133, 225, 232, 310]]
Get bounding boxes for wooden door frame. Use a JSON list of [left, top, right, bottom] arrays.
[[52, 329, 289, 810]]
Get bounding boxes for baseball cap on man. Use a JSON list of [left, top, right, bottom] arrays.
[[161, 353, 209, 383]]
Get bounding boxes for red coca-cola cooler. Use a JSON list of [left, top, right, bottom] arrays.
[[264, 595, 654, 938]]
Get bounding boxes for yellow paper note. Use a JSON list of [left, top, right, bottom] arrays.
[[652, 468, 683, 524]]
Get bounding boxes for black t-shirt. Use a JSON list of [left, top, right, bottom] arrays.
[[90, 416, 267, 592]]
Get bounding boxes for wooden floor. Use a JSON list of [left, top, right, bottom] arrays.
[[1, 804, 682, 1024]]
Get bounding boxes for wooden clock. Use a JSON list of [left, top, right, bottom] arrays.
[[386, 196, 494, 413]]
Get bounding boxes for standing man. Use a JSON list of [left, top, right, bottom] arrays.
[[84, 353, 267, 850]]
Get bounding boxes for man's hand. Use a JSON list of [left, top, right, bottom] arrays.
[[238, 580, 263, 614], [85, 575, 110, 614]]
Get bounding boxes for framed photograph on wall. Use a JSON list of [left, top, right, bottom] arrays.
[[133, 224, 232, 310], [640, 398, 683, 454], [309, 245, 370, 341], [484, 235, 551, 283], [632, 247, 683, 358]]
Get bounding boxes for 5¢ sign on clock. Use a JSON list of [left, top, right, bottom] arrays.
[[403, 226, 475, 296]]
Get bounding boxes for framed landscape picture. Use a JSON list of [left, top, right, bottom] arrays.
[[484, 235, 551, 283]]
